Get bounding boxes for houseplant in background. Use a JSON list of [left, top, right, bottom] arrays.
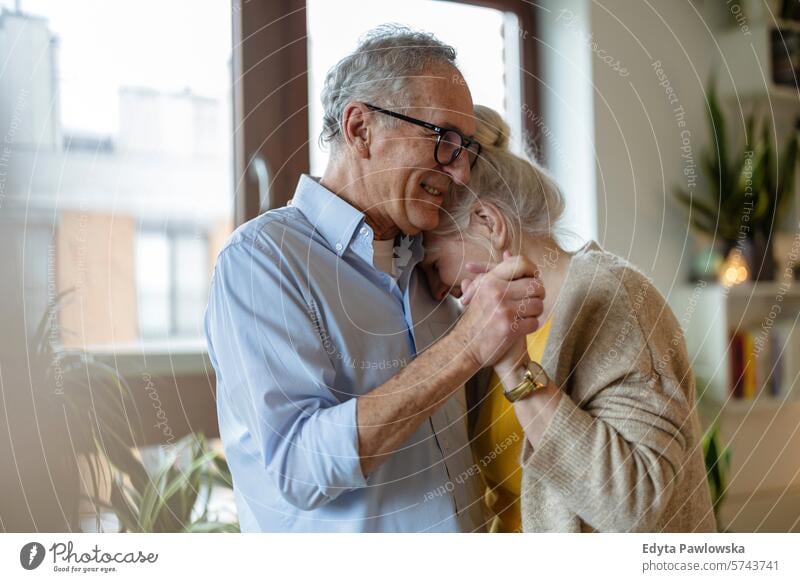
[[95, 433, 239, 533], [701, 421, 732, 531], [695, 375, 733, 531], [28, 295, 238, 533], [674, 80, 799, 283]]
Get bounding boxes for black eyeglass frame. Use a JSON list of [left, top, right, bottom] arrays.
[[365, 103, 481, 169]]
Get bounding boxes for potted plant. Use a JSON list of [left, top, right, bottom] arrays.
[[93, 433, 239, 533], [701, 422, 732, 531], [674, 80, 799, 282], [695, 375, 733, 531], [14, 294, 238, 532]]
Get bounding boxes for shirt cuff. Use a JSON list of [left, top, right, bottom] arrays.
[[315, 396, 368, 494]]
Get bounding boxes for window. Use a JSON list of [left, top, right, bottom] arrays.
[[22, 218, 55, 336], [136, 231, 171, 339], [136, 227, 209, 341], [1, 0, 234, 349], [306, 0, 526, 175]]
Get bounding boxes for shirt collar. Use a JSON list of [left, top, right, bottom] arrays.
[[289, 175, 425, 270], [290, 175, 366, 256]]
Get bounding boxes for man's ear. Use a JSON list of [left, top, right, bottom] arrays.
[[341, 102, 371, 160], [469, 201, 509, 252]]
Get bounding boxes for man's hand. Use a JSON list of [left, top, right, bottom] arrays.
[[450, 251, 544, 369]]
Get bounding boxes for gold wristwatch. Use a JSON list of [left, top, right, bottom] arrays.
[[503, 360, 550, 402]]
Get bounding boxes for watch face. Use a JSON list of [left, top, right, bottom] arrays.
[[526, 361, 549, 387]]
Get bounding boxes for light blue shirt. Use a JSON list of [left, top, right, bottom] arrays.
[[205, 175, 483, 532]]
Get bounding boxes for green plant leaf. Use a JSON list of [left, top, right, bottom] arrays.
[[774, 130, 799, 231], [706, 81, 730, 201], [185, 520, 240, 533], [108, 479, 141, 533]]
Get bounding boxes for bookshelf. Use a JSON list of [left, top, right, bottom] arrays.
[[670, 281, 800, 531], [672, 281, 800, 409]]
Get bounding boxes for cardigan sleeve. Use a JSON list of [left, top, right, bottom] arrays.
[[520, 372, 690, 532], [519, 255, 694, 532]]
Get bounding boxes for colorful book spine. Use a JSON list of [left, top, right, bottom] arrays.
[[730, 320, 799, 400], [775, 319, 799, 399], [742, 333, 757, 399], [730, 332, 745, 399], [768, 331, 782, 397]]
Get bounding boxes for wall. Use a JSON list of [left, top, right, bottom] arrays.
[[539, 0, 713, 293]]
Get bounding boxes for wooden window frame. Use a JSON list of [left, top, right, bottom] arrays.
[[232, 0, 310, 220], [440, 0, 540, 143]]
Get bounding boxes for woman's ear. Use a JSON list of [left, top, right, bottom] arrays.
[[468, 201, 508, 252], [341, 102, 371, 160]]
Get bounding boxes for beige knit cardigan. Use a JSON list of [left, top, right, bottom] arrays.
[[468, 241, 717, 532]]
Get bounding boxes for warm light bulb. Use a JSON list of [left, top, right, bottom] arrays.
[[719, 250, 749, 287]]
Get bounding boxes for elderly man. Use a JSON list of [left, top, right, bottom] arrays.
[[204, 25, 543, 532]]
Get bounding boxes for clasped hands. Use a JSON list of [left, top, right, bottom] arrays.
[[453, 250, 545, 376]]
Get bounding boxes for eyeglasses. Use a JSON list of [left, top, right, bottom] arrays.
[[365, 103, 481, 169]]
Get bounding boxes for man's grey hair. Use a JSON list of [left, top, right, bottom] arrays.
[[319, 24, 459, 151]]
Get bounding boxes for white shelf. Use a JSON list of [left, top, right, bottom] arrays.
[[712, 395, 800, 416], [726, 281, 800, 298]]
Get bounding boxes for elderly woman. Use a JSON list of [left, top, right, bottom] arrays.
[[421, 105, 716, 533]]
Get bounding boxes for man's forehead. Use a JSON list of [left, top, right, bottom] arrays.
[[404, 72, 475, 135]]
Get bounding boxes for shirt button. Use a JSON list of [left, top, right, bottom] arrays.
[[360, 227, 368, 236], [335, 243, 343, 251]]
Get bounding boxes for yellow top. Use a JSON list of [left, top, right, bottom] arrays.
[[472, 318, 552, 533]]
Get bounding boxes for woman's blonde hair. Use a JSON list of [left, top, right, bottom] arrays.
[[435, 105, 565, 247]]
